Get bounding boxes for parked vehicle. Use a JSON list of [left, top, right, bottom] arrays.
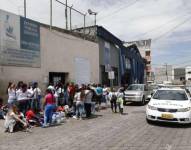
[[146, 88, 191, 124], [124, 84, 149, 105]]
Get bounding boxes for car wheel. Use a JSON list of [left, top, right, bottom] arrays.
[[146, 118, 153, 124], [141, 96, 145, 105]]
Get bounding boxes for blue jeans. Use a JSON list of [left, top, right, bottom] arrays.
[[44, 104, 56, 125], [76, 102, 84, 118], [31, 98, 41, 111], [0, 110, 4, 119]]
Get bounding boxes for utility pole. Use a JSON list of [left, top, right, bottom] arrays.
[[50, 0, 52, 30], [24, 0, 26, 17], [83, 14, 86, 38], [65, 0, 68, 30], [69, 5, 73, 30], [165, 63, 168, 81]]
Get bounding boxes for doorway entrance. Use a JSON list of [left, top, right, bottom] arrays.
[[49, 72, 68, 86]]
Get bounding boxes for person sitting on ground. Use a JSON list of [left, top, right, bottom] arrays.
[[26, 109, 43, 126], [4, 105, 28, 133]]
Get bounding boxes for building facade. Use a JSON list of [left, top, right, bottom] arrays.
[[0, 10, 99, 99], [155, 65, 173, 83], [75, 26, 121, 86], [120, 44, 145, 85], [124, 39, 152, 82], [74, 26, 145, 86], [174, 68, 185, 81]]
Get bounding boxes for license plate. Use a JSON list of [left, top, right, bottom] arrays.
[[161, 114, 174, 119]]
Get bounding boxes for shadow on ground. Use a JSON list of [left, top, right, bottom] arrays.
[[147, 120, 191, 128], [124, 101, 149, 106], [83, 114, 103, 120]]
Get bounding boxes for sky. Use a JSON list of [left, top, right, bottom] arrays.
[[1, 0, 191, 71]]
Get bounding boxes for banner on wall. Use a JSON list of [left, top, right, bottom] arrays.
[[0, 10, 40, 67]]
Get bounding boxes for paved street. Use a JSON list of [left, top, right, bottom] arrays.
[[1, 104, 191, 150]]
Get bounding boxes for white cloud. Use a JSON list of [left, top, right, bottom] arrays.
[[1, 0, 191, 67]]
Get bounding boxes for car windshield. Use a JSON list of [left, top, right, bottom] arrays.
[[153, 90, 188, 100], [127, 85, 144, 91]]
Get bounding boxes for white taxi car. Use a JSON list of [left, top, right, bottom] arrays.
[[146, 88, 191, 124]]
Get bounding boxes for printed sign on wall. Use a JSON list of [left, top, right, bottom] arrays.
[[20, 17, 40, 51], [0, 10, 40, 67]]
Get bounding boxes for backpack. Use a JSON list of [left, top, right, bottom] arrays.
[[111, 93, 117, 101]]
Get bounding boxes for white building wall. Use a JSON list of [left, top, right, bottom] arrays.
[[0, 26, 99, 100]]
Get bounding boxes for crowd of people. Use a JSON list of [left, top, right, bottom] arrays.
[[0, 81, 126, 133]]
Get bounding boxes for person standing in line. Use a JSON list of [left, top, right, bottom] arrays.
[[68, 82, 76, 107], [6, 82, 12, 95], [16, 81, 24, 91], [72, 85, 79, 116], [73, 88, 85, 120], [63, 85, 69, 106], [7, 83, 17, 106], [84, 86, 93, 118], [95, 84, 103, 110], [55, 82, 64, 106], [103, 85, 109, 106], [32, 82, 42, 112], [16, 83, 33, 115], [108, 88, 117, 113], [42, 88, 56, 127]]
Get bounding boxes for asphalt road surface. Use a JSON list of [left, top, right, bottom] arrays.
[[1, 103, 191, 150]]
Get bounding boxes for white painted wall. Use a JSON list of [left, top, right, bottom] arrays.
[[0, 26, 99, 100]]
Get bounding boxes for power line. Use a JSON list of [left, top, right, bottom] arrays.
[[153, 15, 191, 42], [97, 0, 141, 22], [131, 12, 190, 40]]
